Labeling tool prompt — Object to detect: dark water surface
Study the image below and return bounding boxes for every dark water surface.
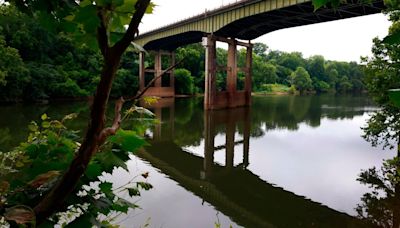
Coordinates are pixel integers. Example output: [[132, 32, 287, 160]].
[[0, 95, 395, 227]]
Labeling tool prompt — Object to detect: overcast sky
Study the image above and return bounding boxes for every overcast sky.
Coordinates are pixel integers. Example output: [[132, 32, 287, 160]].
[[139, 0, 391, 62]]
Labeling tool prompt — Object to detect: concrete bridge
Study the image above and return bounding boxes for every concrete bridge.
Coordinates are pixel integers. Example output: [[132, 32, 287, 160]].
[[134, 0, 384, 109]]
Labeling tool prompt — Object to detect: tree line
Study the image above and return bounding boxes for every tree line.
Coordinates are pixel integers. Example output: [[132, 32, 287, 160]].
[[174, 42, 366, 94], [0, 5, 140, 102]]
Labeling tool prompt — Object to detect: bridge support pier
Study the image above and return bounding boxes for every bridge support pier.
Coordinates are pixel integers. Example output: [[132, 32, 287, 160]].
[[139, 50, 175, 97], [202, 107, 251, 179], [203, 35, 253, 110]]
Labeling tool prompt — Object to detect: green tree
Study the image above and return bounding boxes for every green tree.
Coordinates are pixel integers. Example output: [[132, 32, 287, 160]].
[[175, 68, 195, 95], [253, 42, 268, 58], [5, 0, 154, 223], [278, 52, 305, 71], [0, 35, 29, 102], [306, 55, 327, 82], [252, 57, 278, 90], [290, 67, 313, 92]]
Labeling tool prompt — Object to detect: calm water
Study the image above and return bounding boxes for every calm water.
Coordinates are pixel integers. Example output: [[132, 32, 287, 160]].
[[0, 95, 396, 227]]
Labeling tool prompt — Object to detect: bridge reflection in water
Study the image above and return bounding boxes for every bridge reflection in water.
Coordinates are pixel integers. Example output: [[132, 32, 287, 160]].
[[137, 97, 369, 228]]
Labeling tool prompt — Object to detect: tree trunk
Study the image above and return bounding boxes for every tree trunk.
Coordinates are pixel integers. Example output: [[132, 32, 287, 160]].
[[34, 53, 121, 222], [32, 0, 150, 222]]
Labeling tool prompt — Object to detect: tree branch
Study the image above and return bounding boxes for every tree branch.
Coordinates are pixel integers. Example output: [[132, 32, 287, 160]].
[[112, 0, 150, 55], [98, 97, 125, 145], [97, 8, 109, 56]]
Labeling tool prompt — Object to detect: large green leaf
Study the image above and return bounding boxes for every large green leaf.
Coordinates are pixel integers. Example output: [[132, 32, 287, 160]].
[[74, 5, 100, 34], [94, 148, 130, 172], [85, 162, 102, 180], [109, 129, 147, 152]]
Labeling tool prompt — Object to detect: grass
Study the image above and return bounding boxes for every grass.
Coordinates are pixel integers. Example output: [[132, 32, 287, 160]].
[[254, 83, 295, 95]]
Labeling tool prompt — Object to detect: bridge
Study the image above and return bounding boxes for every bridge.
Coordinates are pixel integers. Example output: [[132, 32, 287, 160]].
[[134, 0, 384, 109]]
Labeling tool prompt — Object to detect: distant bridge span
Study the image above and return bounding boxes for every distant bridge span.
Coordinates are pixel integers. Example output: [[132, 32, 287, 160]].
[[134, 0, 384, 109]]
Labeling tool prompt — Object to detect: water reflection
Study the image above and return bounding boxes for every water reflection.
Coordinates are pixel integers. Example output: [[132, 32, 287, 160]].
[[356, 156, 400, 227], [136, 95, 381, 227], [0, 95, 393, 227]]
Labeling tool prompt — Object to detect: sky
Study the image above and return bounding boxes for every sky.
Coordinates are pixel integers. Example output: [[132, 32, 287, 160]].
[[139, 0, 391, 62]]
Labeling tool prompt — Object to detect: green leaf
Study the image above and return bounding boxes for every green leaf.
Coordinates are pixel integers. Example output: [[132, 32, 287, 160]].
[[109, 130, 147, 152], [74, 5, 100, 34], [80, 0, 93, 7], [137, 182, 152, 190], [116, 0, 137, 13], [110, 14, 124, 32], [99, 182, 113, 196], [62, 113, 78, 122], [112, 203, 129, 213], [65, 214, 92, 228], [110, 32, 125, 45], [41, 113, 48, 120], [42, 121, 50, 128], [113, 0, 124, 7], [28, 122, 38, 132], [94, 149, 129, 172], [146, 2, 156, 14], [85, 162, 102, 180], [61, 20, 78, 33], [127, 187, 140, 197], [93, 197, 113, 214], [96, 0, 112, 6]]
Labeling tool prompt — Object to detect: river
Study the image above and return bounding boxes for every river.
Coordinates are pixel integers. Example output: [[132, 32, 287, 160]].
[[0, 95, 396, 227]]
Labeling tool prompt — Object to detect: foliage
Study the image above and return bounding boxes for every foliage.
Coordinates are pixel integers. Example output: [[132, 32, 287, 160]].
[[0, 35, 29, 102], [0, 113, 153, 226], [361, 10, 400, 150], [174, 68, 195, 95], [0, 5, 143, 102], [290, 67, 313, 92], [259, 83, 291, 94], [356, 157, 400, 227]]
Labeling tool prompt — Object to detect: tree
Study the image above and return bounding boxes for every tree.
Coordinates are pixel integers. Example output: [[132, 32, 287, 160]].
[[0, 35, 29, 101], [306, 55, 327, 82], [253, 42, 268, 58], [175, 68, 195, 95], [361, 5, 400, 151], [290, 67, 313, 92], [252, 56, 278, 89], [278, 52, 305, 71], [6, 0, 155, 223], [356, 157, 400, 227]]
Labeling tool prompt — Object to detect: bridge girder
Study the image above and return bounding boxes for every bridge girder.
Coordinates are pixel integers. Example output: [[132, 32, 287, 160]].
[[133, 0, 384, 51]]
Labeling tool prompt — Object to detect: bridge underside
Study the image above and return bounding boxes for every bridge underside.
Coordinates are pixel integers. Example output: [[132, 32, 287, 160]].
[[143, 1, 384, 51]]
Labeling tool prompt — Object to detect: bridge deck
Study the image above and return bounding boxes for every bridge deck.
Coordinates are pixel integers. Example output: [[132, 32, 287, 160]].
[[134, 0, 384, 50]]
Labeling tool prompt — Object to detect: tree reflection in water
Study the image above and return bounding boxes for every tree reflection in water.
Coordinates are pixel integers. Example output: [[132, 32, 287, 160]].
[[357, 156, 400, 228]]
